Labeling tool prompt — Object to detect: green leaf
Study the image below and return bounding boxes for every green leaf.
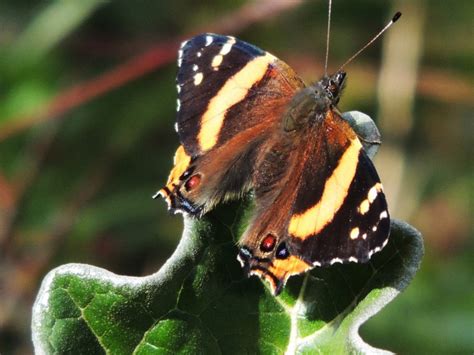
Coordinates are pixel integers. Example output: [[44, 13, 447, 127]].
[[32, 199, 423, 354], [342, 111, 381, 159]]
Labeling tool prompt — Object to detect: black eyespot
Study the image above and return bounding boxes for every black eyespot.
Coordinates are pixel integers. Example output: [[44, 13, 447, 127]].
[[276, 242, 289, 259], [238, 247, 252, 262], [179, 166, 195, 181]]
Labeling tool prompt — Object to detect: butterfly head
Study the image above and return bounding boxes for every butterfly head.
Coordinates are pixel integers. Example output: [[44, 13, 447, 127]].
[[237, 236, 311, 296], [320, 70, 347, 106]]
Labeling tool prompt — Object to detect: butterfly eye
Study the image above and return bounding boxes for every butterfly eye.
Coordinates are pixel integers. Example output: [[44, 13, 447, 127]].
[[276, 242, 289, 259], [260, 234, 276, 252], [328, 82, 338, 96], [184, 174, 201, 192], [179, 167, 194, 181]]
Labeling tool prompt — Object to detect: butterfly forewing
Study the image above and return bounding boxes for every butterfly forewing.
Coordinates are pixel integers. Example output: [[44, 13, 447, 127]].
[[176, 33, 304, 156], [159, 33, 305, 215]]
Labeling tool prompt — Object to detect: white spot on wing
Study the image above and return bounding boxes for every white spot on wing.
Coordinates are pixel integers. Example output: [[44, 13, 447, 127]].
[[176, 84, 181, 93], [211, 37, 237, 71], [197, 51, 202, 57], [249, 269, 262, 278], [221, 43, 232, 55], [368, 185, 378, 203], [205, 35, 213, 46], [359, 183, 383, 215], [359, 199, 370, 214], [177, 40, 187, 67], [372, 226, 377, 232], [174, 122, 179, 132], [380, 211, 388, 220], [313, 261, 321, 267], [212, 55, 223, 69], [350, 227, 360, 240], [368, 244, 384, 260], [177, 50, 183, 67], [193, 72, 203, 85], [192, 64, 198, 72], [330, 258, 343, 265], [362, 233, 367, 240], [221, 37, 236, 55], [349, 256, 358, 263], [176, 98, 181, 111], [236, 255, 245, 267]]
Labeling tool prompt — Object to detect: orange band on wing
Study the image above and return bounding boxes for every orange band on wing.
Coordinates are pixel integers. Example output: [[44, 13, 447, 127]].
[[269, 256, 311, 279], [198, 53, 276, 151], [167, 145, 191, 184], [158, 145, 191, 206], [251, 255, 311, 295], [288, 137, 362, 240]]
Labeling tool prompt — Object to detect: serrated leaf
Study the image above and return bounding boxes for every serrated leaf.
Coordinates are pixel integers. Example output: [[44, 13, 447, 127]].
[[32, 198, 423, 354]]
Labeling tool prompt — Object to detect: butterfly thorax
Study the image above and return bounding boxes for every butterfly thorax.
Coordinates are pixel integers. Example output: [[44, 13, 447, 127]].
[[283, 71, 347, 132]]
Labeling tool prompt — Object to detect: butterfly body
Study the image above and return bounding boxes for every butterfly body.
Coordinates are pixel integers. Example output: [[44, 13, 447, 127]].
[[157, 33, 390, 295]]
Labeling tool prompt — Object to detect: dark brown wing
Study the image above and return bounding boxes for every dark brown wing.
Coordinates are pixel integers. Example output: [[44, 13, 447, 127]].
[[157, 33, 305, 215], [238, 110, 390, 295], [288, 111, 390, 266]]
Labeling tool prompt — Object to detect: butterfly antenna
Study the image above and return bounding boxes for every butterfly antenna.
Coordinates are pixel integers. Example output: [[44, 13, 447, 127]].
[[324, 0, 333, 76], [338, 11, 402, 71]]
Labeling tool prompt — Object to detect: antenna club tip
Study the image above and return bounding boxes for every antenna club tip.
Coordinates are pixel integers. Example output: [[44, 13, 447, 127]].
[[392, 12, 402, 22]]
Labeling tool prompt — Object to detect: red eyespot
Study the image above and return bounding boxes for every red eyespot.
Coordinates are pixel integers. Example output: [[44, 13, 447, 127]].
[[260, 234, 276, 252], [185, 174, 201, 191]]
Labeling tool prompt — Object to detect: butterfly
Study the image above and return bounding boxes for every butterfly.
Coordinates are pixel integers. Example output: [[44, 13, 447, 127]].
[[155, 32, 391, 296]]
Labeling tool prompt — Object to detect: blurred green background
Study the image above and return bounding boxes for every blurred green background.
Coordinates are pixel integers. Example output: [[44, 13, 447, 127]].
[[0, 0, 472, 353]]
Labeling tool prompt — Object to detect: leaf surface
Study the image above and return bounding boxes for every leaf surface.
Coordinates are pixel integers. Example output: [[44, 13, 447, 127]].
[[32, 202, 423, 354]]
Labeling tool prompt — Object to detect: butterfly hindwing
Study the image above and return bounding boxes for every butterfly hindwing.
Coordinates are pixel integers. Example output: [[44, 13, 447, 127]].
[[296, 153, 390, 265]]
